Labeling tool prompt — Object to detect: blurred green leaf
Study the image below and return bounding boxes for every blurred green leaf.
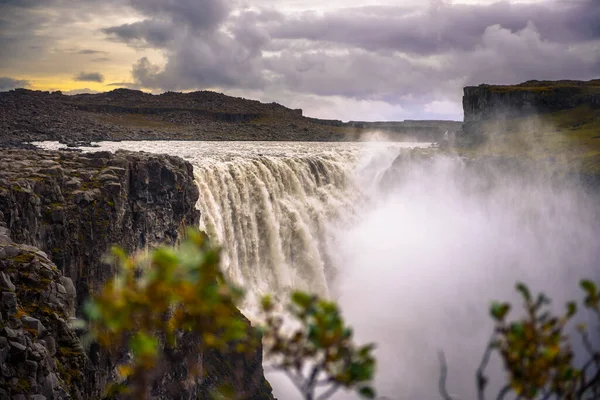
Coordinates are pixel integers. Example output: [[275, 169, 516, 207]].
[[516, 282, 531, 301], [490, 302, 511, 321], [358, 386, 376, 399]]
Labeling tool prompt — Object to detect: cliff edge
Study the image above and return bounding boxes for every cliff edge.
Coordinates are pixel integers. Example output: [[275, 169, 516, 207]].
[[0, 149, 273, 399], [459, 79, 600, 183]]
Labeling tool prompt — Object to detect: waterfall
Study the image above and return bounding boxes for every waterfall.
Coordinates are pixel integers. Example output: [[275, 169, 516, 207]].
[[187, 141, 422, 312], [192, 152, 361, 309], [31, 140, 430, 313]]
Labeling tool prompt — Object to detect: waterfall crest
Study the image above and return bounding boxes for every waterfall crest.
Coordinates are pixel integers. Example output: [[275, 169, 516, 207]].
[[193, 153, 360, 307]]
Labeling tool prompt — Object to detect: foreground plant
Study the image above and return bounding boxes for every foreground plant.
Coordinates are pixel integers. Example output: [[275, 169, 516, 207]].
[[260, 292, 377, 400], [440, 281, 600, 400], [84, 228, 377, 400], [85, 229, 251, 399]]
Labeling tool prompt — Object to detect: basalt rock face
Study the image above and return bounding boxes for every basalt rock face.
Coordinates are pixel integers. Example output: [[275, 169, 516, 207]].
[[462, 79, 600, 135], [0, 149, 200, 307], [0, 234, 82, 399], [0, 149, 274, 399]]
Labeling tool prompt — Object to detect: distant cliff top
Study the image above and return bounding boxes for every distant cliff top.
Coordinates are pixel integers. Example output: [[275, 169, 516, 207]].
[[463, 79, 600, 123], [460, 78, 600, 182], [0, 88, 459, 144], [469, 79, 600, 93], [66, 88, 301, 115]]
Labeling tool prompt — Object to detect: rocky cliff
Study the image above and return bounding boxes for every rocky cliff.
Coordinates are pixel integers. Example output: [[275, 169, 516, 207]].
[[462, 79, 600, 134], [0, 88, 454, 144], [0, 89, 346, 144], [0, 236, 83, 399], [457, 79, 600, 185], [0, 149, 273, 399]]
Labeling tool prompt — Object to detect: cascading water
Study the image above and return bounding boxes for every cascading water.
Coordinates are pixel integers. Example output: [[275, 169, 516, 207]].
[[33, 140, 423, 308], [186, 141, 425, 313], [34, 140, 600, 399]]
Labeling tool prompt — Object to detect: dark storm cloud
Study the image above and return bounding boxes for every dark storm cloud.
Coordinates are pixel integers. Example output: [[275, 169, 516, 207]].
[[0, 77, 30, 90], [0, 1, 55, 62], [0, 0, 49, 7], [103, 19, 177, 47], [101, 0, 266, 91], [128, 0, 230, 31], [3, 0, 599, 119], [74, 72, 105, 83], [78, 49, 107, 55], [0, 0, 125, 70], [108, 0, 598, 115], [269, 0, 600, 56]]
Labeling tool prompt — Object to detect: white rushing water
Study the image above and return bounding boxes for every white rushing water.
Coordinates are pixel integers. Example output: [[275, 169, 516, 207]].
[[33, 141, 429, 310], [33, 140, 600, 399]]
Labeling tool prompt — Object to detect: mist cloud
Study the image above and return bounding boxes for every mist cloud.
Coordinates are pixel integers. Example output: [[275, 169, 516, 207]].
[[78, 49, 107, 55], [74, 72, 105, 83], [0, 76, 30, 90]]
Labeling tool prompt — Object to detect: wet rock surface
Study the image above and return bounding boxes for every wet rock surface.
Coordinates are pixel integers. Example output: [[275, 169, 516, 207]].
[[0, 149, 273, 399], [0, 239, 83, 399], [0, 149, 200, 306]]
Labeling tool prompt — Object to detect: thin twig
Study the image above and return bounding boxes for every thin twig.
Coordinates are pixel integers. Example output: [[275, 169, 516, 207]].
[[476, 335, 497, 400], [282, 368, 307, 394], [307, 362, 324, 394], [495, 384, 511, 400], [438, 351, 455, 400], [577, 365, 600, 397], [317, 383, 341, 400]]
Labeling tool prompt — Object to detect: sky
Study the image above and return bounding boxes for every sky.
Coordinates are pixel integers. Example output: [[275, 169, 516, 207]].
[[0, 0, 599, 121]]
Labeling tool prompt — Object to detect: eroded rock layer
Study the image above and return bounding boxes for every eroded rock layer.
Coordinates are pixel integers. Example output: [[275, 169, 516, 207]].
[[0, 149, 273, 399]]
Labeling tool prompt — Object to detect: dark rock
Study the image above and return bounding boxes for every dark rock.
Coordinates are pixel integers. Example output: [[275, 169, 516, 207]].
[[0, 272, 15, 292], [0, 149, 273, 400], [0, 346, 8, 364], [4, 328, 18, 340], [20, 317, 46, 337], [24, 360, 38, 377], [2, 292, 17, 313], [41, 337, 55, 357], [1, 362, 12, 377], [8, 341, 26, 354], [462, 79, 600, 136], [4, 247, 19, 258]]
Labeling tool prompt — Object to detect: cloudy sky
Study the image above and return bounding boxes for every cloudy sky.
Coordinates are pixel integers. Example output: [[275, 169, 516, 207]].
[[0, 0, 599, 121]]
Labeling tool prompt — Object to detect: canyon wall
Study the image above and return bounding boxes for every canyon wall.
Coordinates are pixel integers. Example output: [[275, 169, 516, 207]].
[[462, 79, 600, 134], [0, 149, 273, 399]]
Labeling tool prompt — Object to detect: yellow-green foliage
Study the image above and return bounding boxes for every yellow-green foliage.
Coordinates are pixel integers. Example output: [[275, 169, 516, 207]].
[[86, 227, 598, 400], [261, 292, 377, 400], [442, 281, 600, 400], [85, 229, 249, 399], [84, 228, 377, 400]]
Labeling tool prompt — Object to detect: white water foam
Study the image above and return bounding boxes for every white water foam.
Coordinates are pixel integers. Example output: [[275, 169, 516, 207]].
[[33, 140, 600, 399]]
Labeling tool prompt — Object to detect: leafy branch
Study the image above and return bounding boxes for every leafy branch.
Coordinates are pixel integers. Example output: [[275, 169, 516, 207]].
[[440, 280, 600, 399], [260, 292, 377, 400]]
